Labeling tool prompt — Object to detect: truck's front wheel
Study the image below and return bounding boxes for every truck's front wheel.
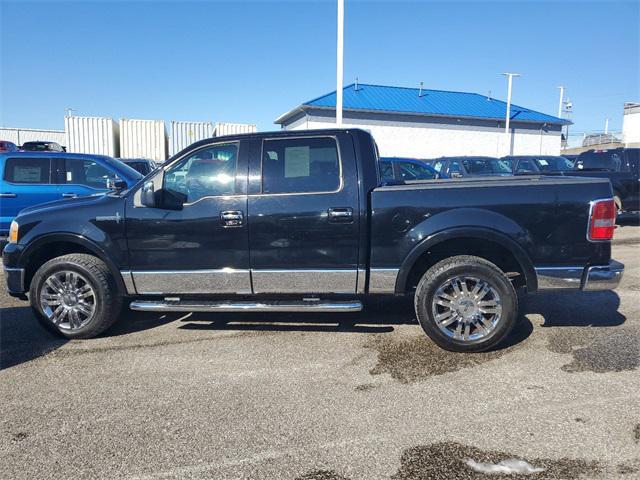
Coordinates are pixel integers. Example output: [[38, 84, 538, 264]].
[[414, 255, 518, 352], [30, 254, 122, 339]]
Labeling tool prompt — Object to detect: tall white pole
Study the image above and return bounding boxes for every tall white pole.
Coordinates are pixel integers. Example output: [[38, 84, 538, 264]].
[[336, 0, 344, 126], [604, 118, 609, 134], [502, 73, 520, 154], [557, 86, 565, 118]]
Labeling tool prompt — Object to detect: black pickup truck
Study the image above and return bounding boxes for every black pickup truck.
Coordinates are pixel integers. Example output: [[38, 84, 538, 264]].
[[3, 129, 624, 352]]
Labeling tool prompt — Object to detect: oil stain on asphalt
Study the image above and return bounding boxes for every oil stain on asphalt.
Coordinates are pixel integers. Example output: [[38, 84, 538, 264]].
[[364, 320, 530, 383], [295, 470, 350, 480], [390, 442, 601, 480], [546, 327, 640, 373]]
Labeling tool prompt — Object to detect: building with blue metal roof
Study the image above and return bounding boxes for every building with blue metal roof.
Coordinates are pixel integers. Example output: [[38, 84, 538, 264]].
[[275, 83, 571, 158]]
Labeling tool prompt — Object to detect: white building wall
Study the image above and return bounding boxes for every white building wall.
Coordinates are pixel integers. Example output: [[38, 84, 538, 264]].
[[0, 127, 66, 147], [622, 104, 640, 146], [283, 114, 561, 158]]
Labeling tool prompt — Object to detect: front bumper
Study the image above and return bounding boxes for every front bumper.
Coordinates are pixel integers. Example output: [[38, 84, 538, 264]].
[[535, 260, 624, 291], [3, 266, 26, 296]]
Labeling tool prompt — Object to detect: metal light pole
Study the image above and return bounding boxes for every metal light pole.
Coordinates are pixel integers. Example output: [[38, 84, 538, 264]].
[[501, 73, 520, 154], [557, 86, 565, 118], [336, 0, 344, 125]]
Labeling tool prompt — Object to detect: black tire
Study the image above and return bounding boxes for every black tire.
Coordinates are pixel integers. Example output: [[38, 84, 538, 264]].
[[414, 255, 518, 352], [29, 254, 122, 339]]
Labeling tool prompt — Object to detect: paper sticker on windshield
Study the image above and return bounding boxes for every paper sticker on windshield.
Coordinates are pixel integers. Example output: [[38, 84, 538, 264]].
[[285, 146, 310, 178], [66, 171, 73, 181], [538, 159, 549, 166]]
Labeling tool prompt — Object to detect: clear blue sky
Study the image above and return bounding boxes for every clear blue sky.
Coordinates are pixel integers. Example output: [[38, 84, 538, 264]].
[[1, 0, 638, 133]]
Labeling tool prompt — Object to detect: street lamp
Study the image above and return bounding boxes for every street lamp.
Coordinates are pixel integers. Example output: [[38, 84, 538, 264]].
[[501, 73, 520, 154], [336, 0, 344, 125]]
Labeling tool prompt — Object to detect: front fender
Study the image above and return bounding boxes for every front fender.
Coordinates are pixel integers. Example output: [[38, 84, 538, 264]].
[[19, 233, 128, 295]]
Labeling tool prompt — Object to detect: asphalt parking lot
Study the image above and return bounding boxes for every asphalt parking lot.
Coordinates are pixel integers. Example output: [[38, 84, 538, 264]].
[[1, 222, 639, 480]]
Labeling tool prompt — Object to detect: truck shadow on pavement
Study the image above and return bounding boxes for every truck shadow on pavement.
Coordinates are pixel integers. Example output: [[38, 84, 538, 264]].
[[522, 290, 625, 327], [0, 306, 68, 370], [0, 291, 625, 370]]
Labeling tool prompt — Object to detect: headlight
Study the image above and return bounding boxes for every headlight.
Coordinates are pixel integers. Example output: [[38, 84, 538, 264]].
[[8, 221, 19, 243]]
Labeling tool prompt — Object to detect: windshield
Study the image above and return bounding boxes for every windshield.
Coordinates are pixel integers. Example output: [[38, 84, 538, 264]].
[[575, 151, 623, 171], [462, 157, 512, 175]]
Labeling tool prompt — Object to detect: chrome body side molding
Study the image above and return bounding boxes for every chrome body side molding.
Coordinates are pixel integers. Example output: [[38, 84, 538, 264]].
[[130, 299, 363, 313], [120, 270, 136, 295], [535, 266, 584, 290], [368, 268, 399, 294], [251, 269, 357, 294], [535, 260, 624, 291], [130, 269, 252, 295]]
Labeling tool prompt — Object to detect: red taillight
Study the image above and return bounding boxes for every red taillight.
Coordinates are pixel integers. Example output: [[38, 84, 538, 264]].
[[588, 199, 616, 241]]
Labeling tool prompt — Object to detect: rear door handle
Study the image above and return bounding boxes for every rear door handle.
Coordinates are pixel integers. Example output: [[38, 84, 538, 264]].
[[328, 207, 354, 223], [62, 193, 77, 198], [0, 193, 17, 198], [220, 210, 244, 227]]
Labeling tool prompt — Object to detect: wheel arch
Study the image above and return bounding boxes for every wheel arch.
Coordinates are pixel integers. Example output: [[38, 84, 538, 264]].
[[395, 227, 537, 294], [21, 234, 127, 295]]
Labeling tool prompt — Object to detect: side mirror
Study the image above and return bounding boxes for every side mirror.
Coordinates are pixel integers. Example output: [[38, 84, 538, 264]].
[[141, 181, 156, 207], [107, 178, 128, 191]]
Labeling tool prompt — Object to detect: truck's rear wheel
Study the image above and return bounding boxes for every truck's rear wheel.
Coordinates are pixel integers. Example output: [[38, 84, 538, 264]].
[[30, 254, 122, 339], [414, 255, 518, 352]]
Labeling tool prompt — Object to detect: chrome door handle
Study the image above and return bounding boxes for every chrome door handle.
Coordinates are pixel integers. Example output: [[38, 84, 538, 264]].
[[62, 193, 77, 198], [220, 210, 244, 227], [328, 207, 354, 223], [0, 193, 17, 198]]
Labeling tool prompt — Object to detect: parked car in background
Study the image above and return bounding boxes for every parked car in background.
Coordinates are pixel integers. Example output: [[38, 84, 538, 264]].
[[21, 141, 65, 152], [379, 157, 448, 183], [3, 129, 623, 353], [119, 158, 158, 176], [428, 156, 513, 178], [0, 152, 142, 243], [572, 148, 640, 213], [0, 141, 19, 153], [503, 155, 575, 174]]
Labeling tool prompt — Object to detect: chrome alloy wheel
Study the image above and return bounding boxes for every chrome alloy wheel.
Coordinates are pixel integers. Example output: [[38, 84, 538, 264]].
[[431, 276, 502, 342], [40, 270, 96, 330]]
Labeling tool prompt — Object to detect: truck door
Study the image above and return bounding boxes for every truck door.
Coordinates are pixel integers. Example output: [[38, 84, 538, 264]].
[[124, 140, 251, 295], [247, 133, 360, 294]]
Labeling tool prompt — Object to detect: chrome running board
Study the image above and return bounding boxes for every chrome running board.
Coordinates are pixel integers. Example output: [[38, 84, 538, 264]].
[[129, 299, 363, 313]]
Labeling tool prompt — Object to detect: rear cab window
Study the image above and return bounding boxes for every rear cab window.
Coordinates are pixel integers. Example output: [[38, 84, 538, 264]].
[[3, 157, 52, 184], [262, 137, 340, 194]]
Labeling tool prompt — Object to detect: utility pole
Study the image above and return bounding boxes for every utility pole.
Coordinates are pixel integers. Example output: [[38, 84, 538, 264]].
[[604, 118, 609, 134], [502, 73, 520, 154], [336, 0, 344, 126], [557, 86, 565, 118]]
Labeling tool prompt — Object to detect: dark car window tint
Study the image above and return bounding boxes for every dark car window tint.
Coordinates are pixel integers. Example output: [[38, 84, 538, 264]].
[[164, 143, 238, 203], [576, 151, 623, 171], [262, 137, 340, 194], [4, 157, 51, 183], [63, 158, 115, 188], [398, 161, 437, 180], [517, 159, 534, 172], [449, 161, 462, 174], [379, 160, 394, 181]]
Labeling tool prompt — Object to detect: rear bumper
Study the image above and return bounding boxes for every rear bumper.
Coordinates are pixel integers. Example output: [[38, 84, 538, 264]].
[[535, 260, 624, 291]]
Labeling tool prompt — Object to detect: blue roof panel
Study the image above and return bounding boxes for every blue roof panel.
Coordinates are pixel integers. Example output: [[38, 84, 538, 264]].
[[302, 83, 570, 125]]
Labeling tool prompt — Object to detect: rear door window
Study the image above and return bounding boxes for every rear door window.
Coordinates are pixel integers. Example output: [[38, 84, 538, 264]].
[[3, 157, 52, 183], [262, 137, 340, 194]]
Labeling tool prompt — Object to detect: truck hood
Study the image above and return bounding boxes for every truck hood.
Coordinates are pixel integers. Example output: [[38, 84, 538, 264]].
[[18, 192, 122, 217]]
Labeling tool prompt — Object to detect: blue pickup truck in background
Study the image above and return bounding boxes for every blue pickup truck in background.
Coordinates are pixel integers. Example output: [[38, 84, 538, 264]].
[[0, 152, 142, 241]]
